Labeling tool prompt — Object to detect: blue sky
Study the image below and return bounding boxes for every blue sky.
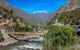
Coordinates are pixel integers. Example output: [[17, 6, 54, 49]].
[[6, 0, 67, 14]]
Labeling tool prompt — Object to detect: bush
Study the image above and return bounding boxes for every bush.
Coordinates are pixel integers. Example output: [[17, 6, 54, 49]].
[[43, 23, 76, 50], [0, 34, 4, 42]]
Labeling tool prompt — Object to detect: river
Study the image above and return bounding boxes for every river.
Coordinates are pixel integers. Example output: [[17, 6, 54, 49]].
[[0, 41, 42, 50]]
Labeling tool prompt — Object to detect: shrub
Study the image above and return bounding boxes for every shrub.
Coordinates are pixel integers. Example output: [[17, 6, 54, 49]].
[[0, 34, 4, 42], [43, 23, 76, 50]]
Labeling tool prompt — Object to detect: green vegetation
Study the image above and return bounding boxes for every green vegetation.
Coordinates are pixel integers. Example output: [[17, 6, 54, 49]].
[[14, 24, 39, 32], [0, 6, 11, 14], [43, 23, 77, 50], [45, 8, 80, 50], [0, 6, 39, 32], [48, 8, 80, 25], [13, 17, 39, 32], [0, 33, 4, 42]]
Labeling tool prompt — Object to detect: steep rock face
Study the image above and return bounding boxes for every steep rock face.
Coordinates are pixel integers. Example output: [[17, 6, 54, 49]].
[[67, 0, 80, 9]]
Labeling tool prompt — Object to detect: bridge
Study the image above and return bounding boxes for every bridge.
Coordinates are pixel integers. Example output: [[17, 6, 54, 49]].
[[7, 31, 48, 41], [7, 32, 44, 35], [0, 18, 48, 46]]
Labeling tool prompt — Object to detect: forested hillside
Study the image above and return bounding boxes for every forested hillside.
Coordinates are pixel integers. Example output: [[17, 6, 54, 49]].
[[48, 0, 80, 26], [48, 8, 80, 25]]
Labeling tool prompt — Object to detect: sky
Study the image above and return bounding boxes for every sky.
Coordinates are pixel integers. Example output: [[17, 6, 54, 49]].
[[6, 0, 67, 14]]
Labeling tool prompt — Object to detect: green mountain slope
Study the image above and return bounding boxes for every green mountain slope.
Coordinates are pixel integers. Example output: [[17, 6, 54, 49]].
[[48, 8, 80, 25], [48, 0, 80, 26]]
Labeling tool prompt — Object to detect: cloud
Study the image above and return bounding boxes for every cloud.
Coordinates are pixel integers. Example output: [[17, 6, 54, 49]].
[[33, 10, 49, 14]]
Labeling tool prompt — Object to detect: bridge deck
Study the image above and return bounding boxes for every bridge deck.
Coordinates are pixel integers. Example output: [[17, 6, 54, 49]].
[[7, 32, 45, 35]]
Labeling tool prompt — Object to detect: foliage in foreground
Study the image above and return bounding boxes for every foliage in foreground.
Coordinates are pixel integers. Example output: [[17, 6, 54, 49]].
[[43, 23, 76, 50]]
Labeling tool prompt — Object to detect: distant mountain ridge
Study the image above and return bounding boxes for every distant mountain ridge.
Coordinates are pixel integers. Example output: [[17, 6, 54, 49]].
[[33, 10, 49, 14], [0, 0, 52, 26], [32, 12, 52, 26], [12, 8, 53, 26]]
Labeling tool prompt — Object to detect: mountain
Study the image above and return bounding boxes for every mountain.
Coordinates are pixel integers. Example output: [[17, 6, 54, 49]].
[[12, 8, 36, 24], [32, 11, 52, 26], [12, 8, 53, 26], [0, 0, 35, 25], [0, 0, 12, 10], [0, 0, 52, 26], [0, 0, 6, 6], [48, 0, 80, 25]]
